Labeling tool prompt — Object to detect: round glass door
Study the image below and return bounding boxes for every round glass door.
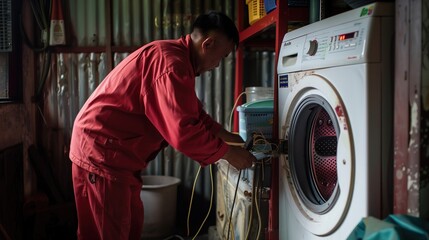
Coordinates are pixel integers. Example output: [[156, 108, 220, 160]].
[[288, 94, 340, 214]]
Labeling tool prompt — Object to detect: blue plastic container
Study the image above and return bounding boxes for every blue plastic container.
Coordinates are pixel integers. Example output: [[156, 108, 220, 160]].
[[264, 0, 309, 13], [264, 0, 276, 13], [237, 99, 274, 141]]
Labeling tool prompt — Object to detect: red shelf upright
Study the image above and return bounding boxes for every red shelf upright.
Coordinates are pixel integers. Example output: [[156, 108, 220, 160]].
[[234, 1, 308, 239]]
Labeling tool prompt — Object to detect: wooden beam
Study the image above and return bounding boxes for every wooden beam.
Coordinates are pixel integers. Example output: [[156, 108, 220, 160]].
[[393, 0, 422, 216]]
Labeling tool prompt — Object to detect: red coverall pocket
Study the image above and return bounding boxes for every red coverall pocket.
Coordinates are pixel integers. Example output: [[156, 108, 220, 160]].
[[82, 133, 118, 164]]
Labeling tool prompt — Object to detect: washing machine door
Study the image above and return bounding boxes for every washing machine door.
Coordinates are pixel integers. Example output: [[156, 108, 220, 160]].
[[279, 72, 354, 236]]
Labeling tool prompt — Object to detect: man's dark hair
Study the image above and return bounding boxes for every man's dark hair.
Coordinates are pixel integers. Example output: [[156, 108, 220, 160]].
[[192, 11, 239, 48]]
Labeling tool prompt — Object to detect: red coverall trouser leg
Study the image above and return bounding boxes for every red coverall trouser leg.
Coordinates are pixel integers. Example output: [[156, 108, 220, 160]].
[[72, 163, 144, 240]]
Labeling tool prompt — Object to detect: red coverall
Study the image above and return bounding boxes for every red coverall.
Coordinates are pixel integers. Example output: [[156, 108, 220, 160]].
[[69, 34, 229, 240]]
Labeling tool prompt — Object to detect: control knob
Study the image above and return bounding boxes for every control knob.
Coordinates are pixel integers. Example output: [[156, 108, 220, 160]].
[[306, 39, 318, 56]]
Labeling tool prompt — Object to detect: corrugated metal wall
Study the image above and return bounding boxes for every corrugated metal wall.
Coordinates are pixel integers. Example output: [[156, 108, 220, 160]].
[[38, 0, 274, 234]]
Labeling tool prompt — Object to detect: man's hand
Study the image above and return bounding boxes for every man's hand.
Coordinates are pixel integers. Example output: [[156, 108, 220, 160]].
[[221, 145, 255, 170]]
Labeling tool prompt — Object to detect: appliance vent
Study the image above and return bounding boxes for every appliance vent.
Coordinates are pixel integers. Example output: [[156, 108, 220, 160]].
[[0, 0, 12, 52]]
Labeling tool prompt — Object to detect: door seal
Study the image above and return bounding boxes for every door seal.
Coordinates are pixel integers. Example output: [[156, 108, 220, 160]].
[[278, 139, 288, 155]]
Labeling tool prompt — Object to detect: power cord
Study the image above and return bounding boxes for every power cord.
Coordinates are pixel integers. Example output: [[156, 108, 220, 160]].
[[225, 133, 256, 240], [226, 169, 242, 240], [222, 91, 246, 239], [186, 165, 214, 240], [228, 91, 246, 132], [186, 91, 254, 240]]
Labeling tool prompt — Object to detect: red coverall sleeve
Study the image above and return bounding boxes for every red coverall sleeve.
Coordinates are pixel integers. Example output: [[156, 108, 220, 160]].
[[142, 70, 228, 166], [197, 101, 223, 135]]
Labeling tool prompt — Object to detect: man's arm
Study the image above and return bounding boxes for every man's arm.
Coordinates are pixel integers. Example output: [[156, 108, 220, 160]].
[[216, 128, 254, 169], [216, 128, 245, 146]]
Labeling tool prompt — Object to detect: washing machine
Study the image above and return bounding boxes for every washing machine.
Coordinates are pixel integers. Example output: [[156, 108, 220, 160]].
[[277, 2, 394, 239]]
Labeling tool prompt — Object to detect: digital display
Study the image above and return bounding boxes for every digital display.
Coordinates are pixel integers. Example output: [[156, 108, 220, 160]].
[[338, 32, 356, 41]]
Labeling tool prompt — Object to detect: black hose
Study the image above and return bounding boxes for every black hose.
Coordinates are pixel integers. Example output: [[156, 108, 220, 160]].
[[226, 169, 242, 240]]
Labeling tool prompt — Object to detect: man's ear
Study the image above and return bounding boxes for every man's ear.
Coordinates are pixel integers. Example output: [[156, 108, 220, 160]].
[[202, 37, 215, 51]]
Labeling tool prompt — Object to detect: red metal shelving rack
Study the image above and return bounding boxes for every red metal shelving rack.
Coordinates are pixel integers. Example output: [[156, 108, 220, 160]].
[[233, 1, 308, 239]]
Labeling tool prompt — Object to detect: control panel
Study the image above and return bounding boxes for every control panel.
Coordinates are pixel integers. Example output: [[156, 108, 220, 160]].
[[277, 2, 394, 73], [302, 21, 366, 63]]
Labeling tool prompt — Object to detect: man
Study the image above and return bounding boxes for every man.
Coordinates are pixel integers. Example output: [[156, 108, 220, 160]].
[[69, 11, 256, 240]]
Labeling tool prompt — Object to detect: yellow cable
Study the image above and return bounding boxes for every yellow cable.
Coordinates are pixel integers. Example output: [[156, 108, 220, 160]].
[[221, 165, 231, 238], [228, 221, 235, 240], [226, 169, 242, 240], [228, 91, 246, 132], [192, 165, 214, 240], [255, 185, 262, 240], [221, 91, 247, 240], [244, 173, 255, 240], [254, 164, 262, 240], [225, 141, 245, 147], [187, 166, 201, 237], [187, 91, 250, 239]]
